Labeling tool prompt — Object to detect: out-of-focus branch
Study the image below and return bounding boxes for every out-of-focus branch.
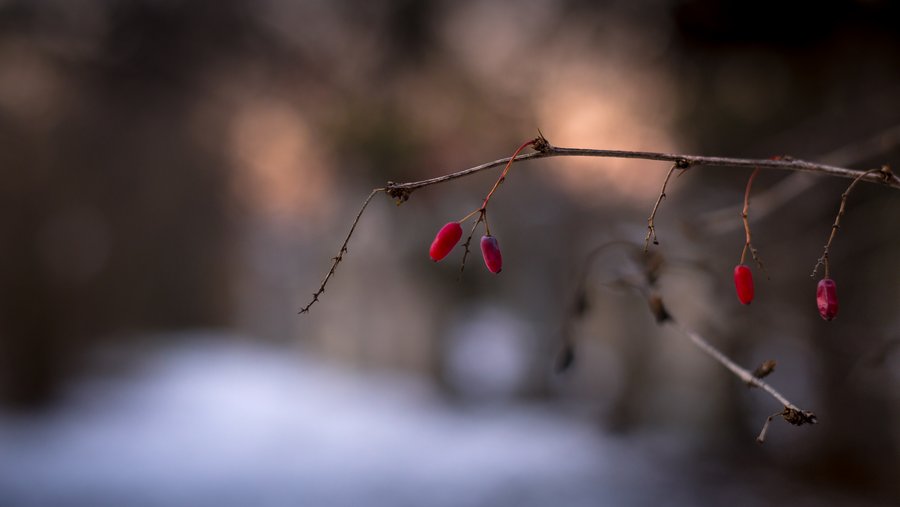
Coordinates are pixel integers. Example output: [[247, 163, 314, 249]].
[[651, 294, 816, 443], [559, 247, 815, 443]]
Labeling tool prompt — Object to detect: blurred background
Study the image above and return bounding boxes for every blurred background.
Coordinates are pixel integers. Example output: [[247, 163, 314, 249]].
[[1, 0, 899, 505]]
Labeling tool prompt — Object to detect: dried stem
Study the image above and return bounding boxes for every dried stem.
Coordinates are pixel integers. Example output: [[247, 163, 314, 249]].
[[739, 168, 767, 277], [644, 164, 678, 252], [299, 188, 384, 314], [812, 166, 894, 278]]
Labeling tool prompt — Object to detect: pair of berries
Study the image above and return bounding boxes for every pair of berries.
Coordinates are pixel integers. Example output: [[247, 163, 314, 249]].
[[429, 222, 502, 273], [732, 264, 838, 320]]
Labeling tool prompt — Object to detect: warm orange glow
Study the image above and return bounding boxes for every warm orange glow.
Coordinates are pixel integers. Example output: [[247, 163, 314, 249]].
[[534, 64, 679, 205], [228, 98, 333, 221]]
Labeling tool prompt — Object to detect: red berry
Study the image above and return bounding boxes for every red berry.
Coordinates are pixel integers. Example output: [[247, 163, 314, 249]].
[[480, 235, 502, 274], [733, 264, 754, 305], [429, 222, 463, 261], [816, 278, 839, 321]]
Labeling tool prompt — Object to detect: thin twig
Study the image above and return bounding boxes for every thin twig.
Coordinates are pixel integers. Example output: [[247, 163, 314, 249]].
[[644, 164, 678, 252], [739, 167, 768, 277], [299, 188, 384, 314], [812, 166, 894, 278], [458, 213, 484, 280], [479, 138, 539, 210]]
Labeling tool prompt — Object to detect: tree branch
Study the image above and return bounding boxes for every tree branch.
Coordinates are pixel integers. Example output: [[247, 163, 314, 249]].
[[303, 136, 899, 314], [385, 141, 900, 198]]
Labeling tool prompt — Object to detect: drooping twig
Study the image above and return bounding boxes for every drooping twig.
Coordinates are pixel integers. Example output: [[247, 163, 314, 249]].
[[302, 136, 899, 313], [812, 165, 894, 278], [644, 164, 679, 252], [739, 167, 768, 277], [298, 188, 384, 314]]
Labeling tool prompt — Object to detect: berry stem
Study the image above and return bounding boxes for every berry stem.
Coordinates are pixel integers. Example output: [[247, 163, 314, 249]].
[[480, 138, 538, 210], [740, 167, 767, 276], [812, 165, 893, 278], [458, 208, 482, 224]]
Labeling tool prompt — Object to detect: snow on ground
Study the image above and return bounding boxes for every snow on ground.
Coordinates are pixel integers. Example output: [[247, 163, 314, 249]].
[[0, 336, 888, 507]]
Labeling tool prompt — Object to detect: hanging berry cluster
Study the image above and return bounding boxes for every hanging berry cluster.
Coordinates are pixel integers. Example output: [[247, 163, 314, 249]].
[[428, 139, 537, 274]]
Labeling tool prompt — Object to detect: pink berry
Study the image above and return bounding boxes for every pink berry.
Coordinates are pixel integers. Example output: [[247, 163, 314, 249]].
[[733, 264, 754, 305], [816, 278, 839, 321], [429, 222, 462, 261], [480, 235, 502, 274]]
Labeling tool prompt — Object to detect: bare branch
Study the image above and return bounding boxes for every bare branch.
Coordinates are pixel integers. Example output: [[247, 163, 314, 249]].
[[385, 143, 900, 201], [299, 188, 384, 314], [304, 137, 899, 313]]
